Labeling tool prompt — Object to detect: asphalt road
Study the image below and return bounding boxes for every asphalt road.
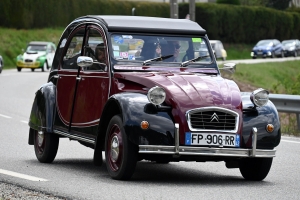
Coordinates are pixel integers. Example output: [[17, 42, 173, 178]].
[[0, 67, 300, 200]]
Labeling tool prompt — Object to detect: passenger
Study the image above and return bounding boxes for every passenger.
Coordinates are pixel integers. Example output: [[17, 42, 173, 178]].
[[89, 43, 107, 71], [161, 41, 181, 62], [95, 43, 106, 64]]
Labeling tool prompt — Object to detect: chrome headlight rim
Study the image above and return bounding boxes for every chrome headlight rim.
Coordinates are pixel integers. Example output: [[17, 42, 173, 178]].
[[147, 86, 166, 106], [250, 88, 269, 107]]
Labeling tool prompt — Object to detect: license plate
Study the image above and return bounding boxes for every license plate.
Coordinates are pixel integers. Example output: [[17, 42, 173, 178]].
[[185, 132, 240, 147], [257, 52, 262, 55]]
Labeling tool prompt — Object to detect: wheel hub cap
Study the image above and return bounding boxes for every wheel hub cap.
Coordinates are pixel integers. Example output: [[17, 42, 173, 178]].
[[37, 131, 44, 147], [110, 136, 119, 161]]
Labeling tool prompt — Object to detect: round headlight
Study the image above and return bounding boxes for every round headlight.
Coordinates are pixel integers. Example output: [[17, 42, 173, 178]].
[[147, 86, 166, 105], [250, 88, 269, 107]]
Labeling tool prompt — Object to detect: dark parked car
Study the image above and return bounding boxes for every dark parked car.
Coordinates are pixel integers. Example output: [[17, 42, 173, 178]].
[[0, 55, 3, 73], [28, 15, 281, 181], [282, 39, 300, 57], [251, 39, 284, 58]]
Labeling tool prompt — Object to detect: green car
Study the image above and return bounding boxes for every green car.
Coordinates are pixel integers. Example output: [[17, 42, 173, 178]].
[[16, 41, 56, 72]]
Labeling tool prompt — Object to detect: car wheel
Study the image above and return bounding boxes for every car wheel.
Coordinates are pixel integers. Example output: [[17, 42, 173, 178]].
[[252, 56, 256, 59], [105, 115, 137, 180], [42, 62, 48, 72], [155, 156, 171, 164], [31, 68, 35, 72], [33, 128, 59, 163], [17, 67, 22, 72], [271, 52, 275, 58], [239, 157, 273, 181]]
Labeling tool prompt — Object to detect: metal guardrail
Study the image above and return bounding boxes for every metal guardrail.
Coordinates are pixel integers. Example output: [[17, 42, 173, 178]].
[[269, 94, 300, 130]]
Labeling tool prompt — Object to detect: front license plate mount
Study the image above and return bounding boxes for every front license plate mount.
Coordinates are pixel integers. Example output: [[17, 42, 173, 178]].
[[185, 132, 240, 147]]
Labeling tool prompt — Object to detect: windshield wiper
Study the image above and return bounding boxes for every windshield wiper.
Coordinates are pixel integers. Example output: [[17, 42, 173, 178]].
[[180, 55, 210, 67], [142, 55, 173, 66]]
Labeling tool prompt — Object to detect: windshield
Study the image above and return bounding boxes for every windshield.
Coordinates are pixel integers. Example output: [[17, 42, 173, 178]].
[[282, 41, 294, 47], [26, 45, 47, 52], [256, 40, 273, 46], [110, 34, 213, 65]]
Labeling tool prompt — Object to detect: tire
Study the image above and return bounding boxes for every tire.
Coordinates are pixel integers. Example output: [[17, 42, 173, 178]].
[[33, 128, 59, 163], [105, 115, 137, 180], [31, 68, 35, 72], [155, 157, 170, 164], [271, 52, 275, 58], [42, 62, 48, 72], [239, 157, 273, 181], [252, 56, 256, 59], [17, 67, 22, 72]]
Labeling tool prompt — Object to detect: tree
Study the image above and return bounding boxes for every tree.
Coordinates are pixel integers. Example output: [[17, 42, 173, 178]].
[[216, 0, 241, 5], [266, 0, 291, 10]]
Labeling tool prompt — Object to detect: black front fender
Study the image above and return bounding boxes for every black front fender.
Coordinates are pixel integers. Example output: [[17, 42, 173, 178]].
[[110, 93, 175, 146], [28, 82, 56, 133], [242, 93, 281, 149]]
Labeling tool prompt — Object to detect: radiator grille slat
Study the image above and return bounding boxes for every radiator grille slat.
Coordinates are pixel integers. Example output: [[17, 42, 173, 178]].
[[188, 109, 237, 131]]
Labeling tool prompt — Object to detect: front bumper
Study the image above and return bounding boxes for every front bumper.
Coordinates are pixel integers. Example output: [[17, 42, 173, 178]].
[[251, 51, 272, 58], [139, 125, 276, 158], [16, 61, 41, 68]]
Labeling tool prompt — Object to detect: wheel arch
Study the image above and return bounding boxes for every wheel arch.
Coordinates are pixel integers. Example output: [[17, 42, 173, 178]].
[[28, 82, 56, 135], [96, 97, 122, 151], [241, 93, 281, 149]]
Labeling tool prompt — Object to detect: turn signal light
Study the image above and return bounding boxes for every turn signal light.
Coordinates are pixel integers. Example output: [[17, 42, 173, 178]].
[[141, 121, 149, 130], [266, 124, 274, 133]]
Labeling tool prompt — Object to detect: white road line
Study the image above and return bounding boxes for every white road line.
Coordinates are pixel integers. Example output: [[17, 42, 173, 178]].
[[0, 169, 48, 182], [21, 120, 28, 124], [281, 139, 300, 144], [0, 114, 12, 119]]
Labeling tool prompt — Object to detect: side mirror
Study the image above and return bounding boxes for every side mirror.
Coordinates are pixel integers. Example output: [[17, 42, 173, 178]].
[[77, 56, 107, 70], [219, 62, 236, 79], [77, 56, 93, 68]]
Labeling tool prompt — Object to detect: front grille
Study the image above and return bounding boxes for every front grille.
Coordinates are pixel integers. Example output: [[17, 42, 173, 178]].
[[187, 107, 239, 132], [25, 59, 33, 62]]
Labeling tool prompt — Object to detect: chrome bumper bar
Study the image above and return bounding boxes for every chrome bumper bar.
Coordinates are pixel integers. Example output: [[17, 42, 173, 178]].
[[139, 126, 276, 158]]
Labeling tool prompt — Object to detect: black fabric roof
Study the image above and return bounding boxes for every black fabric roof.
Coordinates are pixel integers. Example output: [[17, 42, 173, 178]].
[[75, 15, 206, 35]]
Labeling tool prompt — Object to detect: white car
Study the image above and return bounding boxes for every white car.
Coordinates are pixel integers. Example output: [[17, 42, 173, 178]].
[[210, 40, 227, 61], [16, 41, 56, 72]]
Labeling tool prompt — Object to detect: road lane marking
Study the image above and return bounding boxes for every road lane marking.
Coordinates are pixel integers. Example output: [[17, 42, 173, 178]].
[[0, 114, 12, 119], [281, 139, 300, 144], [0, 169, 48, 182], [21, 120, 28, 124]]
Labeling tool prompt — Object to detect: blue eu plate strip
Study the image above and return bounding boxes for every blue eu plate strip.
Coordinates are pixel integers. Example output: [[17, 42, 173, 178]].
[[235, 135, 240, 147], [185, 132, 191, 145]]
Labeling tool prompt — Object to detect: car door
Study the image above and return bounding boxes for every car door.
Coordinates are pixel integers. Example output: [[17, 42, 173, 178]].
[[274, 40, 282, 55], [70, 25, 110, 137], [55, 26, 86, 132]]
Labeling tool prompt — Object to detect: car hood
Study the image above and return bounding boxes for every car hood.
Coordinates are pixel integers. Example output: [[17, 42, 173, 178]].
[[115, 71, 243, 133], [115, 71, 242, 111], [22, 51, 46, 60], [253, 45, 272, 50]]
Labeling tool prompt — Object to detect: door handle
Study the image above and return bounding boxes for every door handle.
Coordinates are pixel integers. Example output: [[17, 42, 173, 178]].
[[76, 76, 81, 81]]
